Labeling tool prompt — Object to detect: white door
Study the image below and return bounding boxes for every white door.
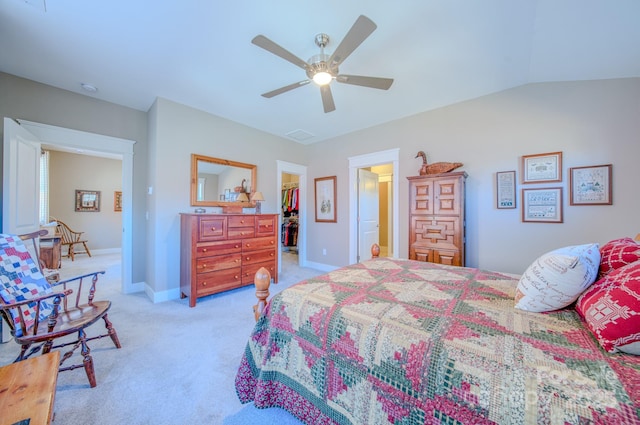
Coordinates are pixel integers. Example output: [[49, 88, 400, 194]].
[[358, 169, 379, 262], [3, 118, 41, 234]]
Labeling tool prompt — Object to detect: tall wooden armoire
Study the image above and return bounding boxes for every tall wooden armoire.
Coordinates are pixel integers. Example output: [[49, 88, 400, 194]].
[[408, 171, 467, 266]]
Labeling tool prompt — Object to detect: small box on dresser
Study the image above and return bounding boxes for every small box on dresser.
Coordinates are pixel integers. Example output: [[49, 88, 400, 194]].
[[180, 213, 278, 307]]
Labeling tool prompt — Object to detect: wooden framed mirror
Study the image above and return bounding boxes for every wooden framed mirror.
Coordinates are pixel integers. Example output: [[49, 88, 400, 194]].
[[190, 154, 257, 207]]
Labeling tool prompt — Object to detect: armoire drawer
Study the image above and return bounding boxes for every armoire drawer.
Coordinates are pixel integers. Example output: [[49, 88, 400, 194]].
[[198, 217, 227, 241], [229, 215, 255, 228], [196, 253, 241, 273], [195, 240, 241, 258], [243, 248, 276, 265], [243, 236, 277, 252], [228, 227, 255, 239], [256, 216, 276, 236], [242, 261, 276, 285], [196, 268, 242, 296]]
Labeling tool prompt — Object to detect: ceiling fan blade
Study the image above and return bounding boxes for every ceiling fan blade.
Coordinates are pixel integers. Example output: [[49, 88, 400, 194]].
[[252, 35, 310, 71], [328, 15, 377, 67], [261, 80, 311, 98], [336, 75, 394, 90], [320, 85, 335, 113]]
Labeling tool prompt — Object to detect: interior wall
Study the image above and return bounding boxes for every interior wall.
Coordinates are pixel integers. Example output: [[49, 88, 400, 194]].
[[304, 78, 640, 273], [0, 72, 148, 283], [146, 98, 308, 297], [48, 150, 122, 251]]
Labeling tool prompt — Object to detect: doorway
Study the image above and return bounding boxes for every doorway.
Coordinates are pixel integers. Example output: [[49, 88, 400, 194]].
[[4, 119, 137, 294], [276, 160, 307, 272], [348, 149, 399, 263]]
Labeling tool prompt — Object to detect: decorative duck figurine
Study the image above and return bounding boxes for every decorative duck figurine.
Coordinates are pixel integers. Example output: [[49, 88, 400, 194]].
[[415, 151, 463, 175]]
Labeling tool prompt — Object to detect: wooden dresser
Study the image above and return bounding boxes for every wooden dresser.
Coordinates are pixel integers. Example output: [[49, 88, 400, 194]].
[[408, 171, 467, 267], [180, 213, 278, 307]]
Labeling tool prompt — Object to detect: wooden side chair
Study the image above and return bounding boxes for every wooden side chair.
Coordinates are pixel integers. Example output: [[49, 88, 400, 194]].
[[0, 231, 121, 387], [53, 218, 92, 261]]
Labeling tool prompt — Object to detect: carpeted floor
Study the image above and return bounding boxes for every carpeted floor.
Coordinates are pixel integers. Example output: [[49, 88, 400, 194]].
[[0, 250, 322, 424]]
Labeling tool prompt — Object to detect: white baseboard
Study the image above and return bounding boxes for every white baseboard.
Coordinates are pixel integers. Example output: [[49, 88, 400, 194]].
[[301, 260, 338, 273], [90, 248, 122, 255], [145, 284, 181, 304]]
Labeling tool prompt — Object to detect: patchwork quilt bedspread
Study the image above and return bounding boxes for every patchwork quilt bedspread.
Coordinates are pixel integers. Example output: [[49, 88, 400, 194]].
[[235, 258, 640, 424]]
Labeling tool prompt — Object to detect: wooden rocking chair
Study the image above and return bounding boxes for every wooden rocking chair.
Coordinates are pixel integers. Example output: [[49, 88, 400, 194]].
[[0, 231, 121, 387], [54, 218, 92, 261]]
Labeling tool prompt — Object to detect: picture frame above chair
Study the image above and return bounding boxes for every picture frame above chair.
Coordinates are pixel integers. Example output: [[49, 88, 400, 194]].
[[75, 190, 100, 212]]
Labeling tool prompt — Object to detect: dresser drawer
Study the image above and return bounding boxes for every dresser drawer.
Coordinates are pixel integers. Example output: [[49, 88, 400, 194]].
[[242, 260, 276, 285], [243, 248, 276, 265], [228, 226, 255, 239], [243, 236, 277, 252], [256, 216, 276, 236], [196, 267, 242, 296], [195, 240, 241, 258], [196, 253, 241, 273], [198, 217, 226, 241], [229, 215, 255, 228]]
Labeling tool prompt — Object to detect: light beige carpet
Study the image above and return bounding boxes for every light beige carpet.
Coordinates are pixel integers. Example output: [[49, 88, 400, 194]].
[[0, 251, 322, 424]]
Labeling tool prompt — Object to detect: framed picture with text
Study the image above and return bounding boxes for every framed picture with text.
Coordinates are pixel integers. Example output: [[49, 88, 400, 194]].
[[569, 164, 612, 205], [522, 187, 563, 223], [496, 170, 516, 209], [521, 151, 562, 184]]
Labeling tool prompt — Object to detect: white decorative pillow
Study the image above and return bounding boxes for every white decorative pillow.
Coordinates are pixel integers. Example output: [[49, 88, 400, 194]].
[[514, 243, 600, 312]]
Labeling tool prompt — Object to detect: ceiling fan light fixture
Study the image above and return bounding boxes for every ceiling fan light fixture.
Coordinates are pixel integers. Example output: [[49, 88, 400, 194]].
[[312, 71, 332, 86]]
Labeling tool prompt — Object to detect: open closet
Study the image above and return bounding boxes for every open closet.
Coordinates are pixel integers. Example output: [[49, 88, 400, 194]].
[[281, 174, 299, 254]]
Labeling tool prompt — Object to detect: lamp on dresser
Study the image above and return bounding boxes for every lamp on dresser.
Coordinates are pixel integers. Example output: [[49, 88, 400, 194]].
[[251, 191, 265, 213]]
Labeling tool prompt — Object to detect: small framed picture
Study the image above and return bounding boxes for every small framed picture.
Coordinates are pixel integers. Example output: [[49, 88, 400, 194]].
[[569, 164, 612, 205], [496, 170, 516, 209], [314, 176, 337, 223], [522, 187, 563, 223], [114, 191, 122, 212], [75, 190, 101, 212], [521, 151, 562, 184]]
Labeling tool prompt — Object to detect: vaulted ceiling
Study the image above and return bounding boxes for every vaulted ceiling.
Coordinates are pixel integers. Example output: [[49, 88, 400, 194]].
[[1, 1, 638, 144]]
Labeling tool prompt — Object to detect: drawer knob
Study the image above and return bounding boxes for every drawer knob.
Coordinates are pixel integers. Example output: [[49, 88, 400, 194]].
[[246, 257, 251, 261], [270, 253, 274, 257], [270, 240, 274, 245], [235, 259, 240, 263], [240, 219, 245, 223], [246, 243, 251, 247], [211, 226, 216, 231], [202, 281, 207, 286]]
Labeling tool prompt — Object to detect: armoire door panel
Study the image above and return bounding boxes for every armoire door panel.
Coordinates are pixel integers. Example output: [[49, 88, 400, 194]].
[[407, 172, 466, 267]]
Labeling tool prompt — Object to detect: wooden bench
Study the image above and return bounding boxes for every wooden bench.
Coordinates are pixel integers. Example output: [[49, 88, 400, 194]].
[[0, 351, 60, 425]]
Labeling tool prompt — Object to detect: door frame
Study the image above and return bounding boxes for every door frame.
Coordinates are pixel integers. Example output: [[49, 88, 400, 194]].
[[276, 160, 307, 271], [348, 149, 399, 264], [17, 119, 137, 294]]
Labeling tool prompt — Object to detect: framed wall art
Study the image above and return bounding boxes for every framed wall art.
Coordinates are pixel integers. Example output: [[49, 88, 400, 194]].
[[569, 164, 612, 205], [114, 191, 122, 212], [521, 151, 562, 184], [75, 190, 101, 212], [496, 170, 516, 209], [314, 176, 337, 223], [522, 187, 563, 223]]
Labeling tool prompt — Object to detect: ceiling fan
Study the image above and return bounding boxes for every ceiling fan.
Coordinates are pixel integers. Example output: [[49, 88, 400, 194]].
[[251, 15, 394, 113]]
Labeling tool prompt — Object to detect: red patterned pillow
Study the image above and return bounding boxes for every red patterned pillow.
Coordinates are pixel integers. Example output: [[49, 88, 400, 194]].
[[576, 261, 640, 354], [598, 237, 640, 279]]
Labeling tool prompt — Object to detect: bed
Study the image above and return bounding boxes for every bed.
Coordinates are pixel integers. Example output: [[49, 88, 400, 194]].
[[235, 245, 640, 424]]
